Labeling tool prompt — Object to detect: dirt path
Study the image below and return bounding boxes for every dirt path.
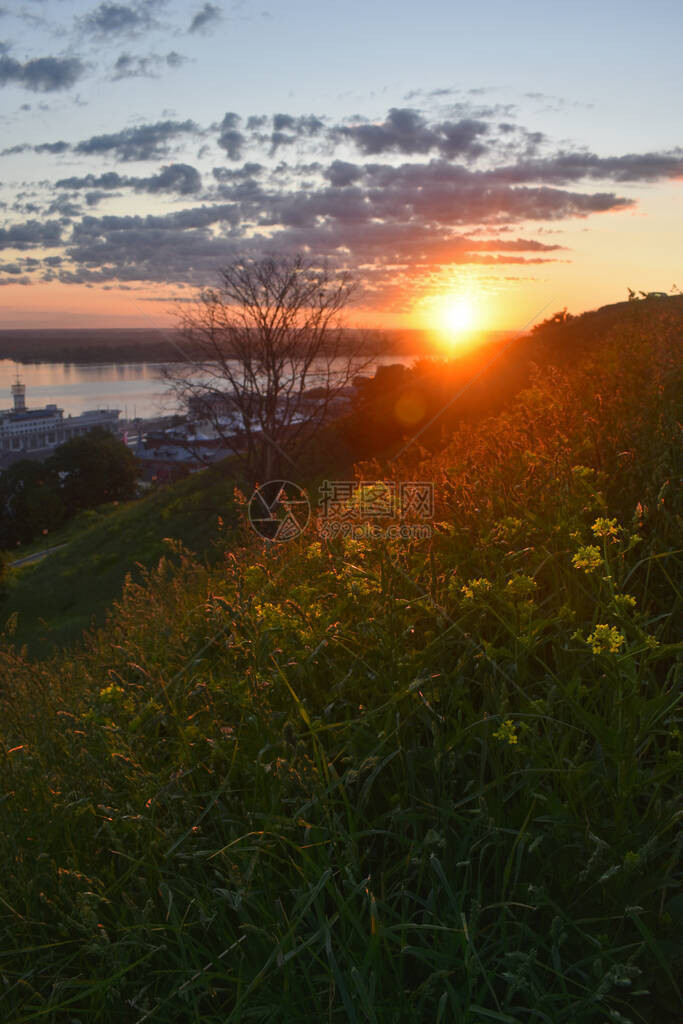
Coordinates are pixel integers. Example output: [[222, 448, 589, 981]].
[[8, 544, 68, 568]]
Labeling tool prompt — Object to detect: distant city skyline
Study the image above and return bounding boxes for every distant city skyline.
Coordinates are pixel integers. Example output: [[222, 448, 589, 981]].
[[0, 0, 681, 332]]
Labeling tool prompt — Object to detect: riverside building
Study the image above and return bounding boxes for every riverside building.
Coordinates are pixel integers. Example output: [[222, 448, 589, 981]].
[[0, 381, 120, 462]]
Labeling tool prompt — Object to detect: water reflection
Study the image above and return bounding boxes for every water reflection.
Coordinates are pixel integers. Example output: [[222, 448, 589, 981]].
[[0, 354, 419, 419], [0, 360, 175, 418]]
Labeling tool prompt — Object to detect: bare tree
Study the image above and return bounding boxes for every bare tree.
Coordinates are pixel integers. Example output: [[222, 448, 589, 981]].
[[165, 254, 369, 482]]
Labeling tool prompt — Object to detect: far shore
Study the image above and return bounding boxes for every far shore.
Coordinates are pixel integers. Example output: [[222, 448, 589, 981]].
[[0, 327, 509, 366]]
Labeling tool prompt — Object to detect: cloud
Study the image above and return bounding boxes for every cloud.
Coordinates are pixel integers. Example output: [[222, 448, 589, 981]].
[[36, 140, 70, 154], [272, 113, 324, 136], [46, 195, 82, 217], [79, 0, 164, 38], [338, 107, 437, 156], [165, 50, 186, 68], [5, 102, 683, 304], [0, 219, 63, 250], [324, 160, 362, 187], [0, 54, 86, 92], [57, 205, 242, 285], [436, 118, 489, 159], [212, 162, 264, 181], [74, 119, 200, 160], [336, 108, 489, 159], [266, 113, 325, 154], [488, 150, 683, 184], [217, 111, 245, 160], [143, 163, 202, 193], [111, 50, 189, 79], [188, 2, 221, 33], [56, 162, 202, 195]]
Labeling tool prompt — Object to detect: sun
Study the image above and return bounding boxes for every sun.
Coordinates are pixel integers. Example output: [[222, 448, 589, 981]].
[[435, 295, 476, 334], [427, 294, 481, 352]]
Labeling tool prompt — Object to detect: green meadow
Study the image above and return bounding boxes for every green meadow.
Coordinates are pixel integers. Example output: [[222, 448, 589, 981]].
[[0, 301, 681, 1021]]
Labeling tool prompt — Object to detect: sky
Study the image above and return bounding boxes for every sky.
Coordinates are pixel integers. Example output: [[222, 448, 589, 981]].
[[0, 0, 682, 332]]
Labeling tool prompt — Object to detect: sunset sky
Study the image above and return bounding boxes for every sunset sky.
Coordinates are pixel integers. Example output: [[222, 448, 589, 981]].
[[0, 0, 681, 332]]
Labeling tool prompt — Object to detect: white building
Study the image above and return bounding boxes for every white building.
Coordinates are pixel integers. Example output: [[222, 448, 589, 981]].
[[0, 382, 120, 459]]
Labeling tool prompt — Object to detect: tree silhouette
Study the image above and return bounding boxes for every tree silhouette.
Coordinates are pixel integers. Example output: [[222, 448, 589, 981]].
[[166, 254, 368, 482]]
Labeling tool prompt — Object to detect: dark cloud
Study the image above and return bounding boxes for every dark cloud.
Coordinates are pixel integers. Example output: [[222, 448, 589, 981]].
[[324, 160, 363, 187], [266, 114, 325, 155], [112, 50, 188, 79], [272, 113, 324, 136], [0, 54, 86, 92], [45, 154, 629, 288], [112, 53, 155, 78], [339, 107, 437, 156], [57, 162, 202, 195], [57, 171, 124, 190], [46, 195, 82, 217], [1, 139, 69, 156], [74, 119, 200, 161], [212, 162, 263, 181], [85, 190, 114, 206], [488, 150, 683, 185], [217, 111, 244, 160], [36, 140, 70, 154], [0, 219, 62, 250], [165, 50, 186, 68], [337, 108, 489, 160], [60, 205, 242, 285], [144, 163, 201, 193], [6, 102, 683, 302], [188, 3, 221, 33], [0, 274, 31, 286], [80, 1, 164, 38], [436, 118, 488, 159], [69, 205, 241, 255]]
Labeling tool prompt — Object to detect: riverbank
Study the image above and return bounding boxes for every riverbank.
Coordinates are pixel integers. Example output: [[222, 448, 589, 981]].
[[0, 327, 443, 365]]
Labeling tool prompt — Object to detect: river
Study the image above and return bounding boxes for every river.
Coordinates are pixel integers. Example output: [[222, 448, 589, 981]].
[[0, 356, 419, 420]]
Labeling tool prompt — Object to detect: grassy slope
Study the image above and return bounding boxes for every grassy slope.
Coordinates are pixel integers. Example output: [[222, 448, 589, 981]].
[[0, 300, 681, 1022], [2, 464, 239, 654], [4, 294, 682, 656]]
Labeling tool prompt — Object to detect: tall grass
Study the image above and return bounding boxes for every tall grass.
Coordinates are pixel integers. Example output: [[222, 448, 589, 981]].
[[0, 310, 681, 1021]]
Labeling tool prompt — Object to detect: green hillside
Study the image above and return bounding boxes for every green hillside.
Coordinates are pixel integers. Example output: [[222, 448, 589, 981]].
[[0, 299, 681, 1021], [2, 464, 239, 654]]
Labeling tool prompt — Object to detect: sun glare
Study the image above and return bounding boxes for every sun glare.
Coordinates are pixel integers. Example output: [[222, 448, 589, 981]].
[[437, 296, 475, 334], [428, 294, 481, 351]]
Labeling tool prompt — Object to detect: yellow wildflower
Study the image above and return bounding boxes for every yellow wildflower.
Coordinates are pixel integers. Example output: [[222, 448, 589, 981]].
[[493, 719, 519, 745], [592, 517, 621, 540], [572, 545, 603, 572], [586, 624, 626, 655], [460, 578, 491, 600], [306, 541, 323, 560], [99, 684, 125, 701], [506, 574, 537, 598], [614, 593, 637, 613]]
